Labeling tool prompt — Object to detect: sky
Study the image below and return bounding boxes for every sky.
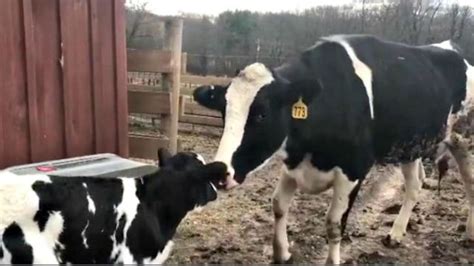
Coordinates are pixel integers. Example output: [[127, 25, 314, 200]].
[[137, 0, 474, 16]]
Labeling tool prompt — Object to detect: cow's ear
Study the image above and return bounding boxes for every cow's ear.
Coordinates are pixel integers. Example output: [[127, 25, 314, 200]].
[[193, 85, 227, 112], [157, 148, 172, 167], [193, 162, 227, 182]]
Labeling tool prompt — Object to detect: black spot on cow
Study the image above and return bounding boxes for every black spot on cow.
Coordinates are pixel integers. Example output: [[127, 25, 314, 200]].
[[116, 214, 127, 245], [3, 223, 33, 264]]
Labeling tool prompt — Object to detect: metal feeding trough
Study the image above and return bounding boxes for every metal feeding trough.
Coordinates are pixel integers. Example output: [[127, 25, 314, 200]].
[[5, 154, 158, 178]]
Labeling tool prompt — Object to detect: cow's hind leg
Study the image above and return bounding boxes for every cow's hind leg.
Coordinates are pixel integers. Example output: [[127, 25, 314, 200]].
[[325, 171, 360, 265], [272, 171, 297, 263], [383, 159, 423, 247], [447, 134, 474, 240]]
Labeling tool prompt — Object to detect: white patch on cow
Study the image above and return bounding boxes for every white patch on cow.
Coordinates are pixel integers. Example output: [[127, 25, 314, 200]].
[[0, 172, 50, 229], [0, 244, 12, 263], [431, 40, 455, 51], [0, 172, 60, 264], [83, 183, 96, 214], [42, 211, 64, 250], [324, 36, 375, 119], [110, 179, 140, 263], [20, 221, 59, 263], [195, 153, 206, 164], [463, 60, 474, 111], [214, 63, 274, 185], [144, 241, 174, 264], [81, 221, 89, 249], [286, 155, 338, 194], [209, 182, 217, 192]]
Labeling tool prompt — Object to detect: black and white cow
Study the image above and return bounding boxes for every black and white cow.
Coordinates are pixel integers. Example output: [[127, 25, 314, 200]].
[[0, 149, 227, 264], [194, 34, 474, 264]]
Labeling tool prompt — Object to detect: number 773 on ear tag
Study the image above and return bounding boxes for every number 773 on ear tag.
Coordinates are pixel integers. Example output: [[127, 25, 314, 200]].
[[292, 97, 308, 120]]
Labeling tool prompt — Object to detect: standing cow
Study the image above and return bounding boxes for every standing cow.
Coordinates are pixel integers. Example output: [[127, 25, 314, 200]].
[[193, 34, 474, 264], [0, 149, 227, 264]]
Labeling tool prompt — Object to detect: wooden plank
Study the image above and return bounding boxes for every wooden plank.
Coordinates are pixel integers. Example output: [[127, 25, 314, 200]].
[[179, 114, 223, 127], [59, 0, 94, 157], [128, 84, 160, 91], [0, 0, 30, 168], [181, 74, 231, 86], [90, 0, 117, 154], [23, 0, 40, 162], [114, 0, 129, 157], [129, 134, 169, 160], [128, 90, 171, 115], [184, 100, 222, 118], [30, 0, 66, 161], [127, 49, 173, 73]]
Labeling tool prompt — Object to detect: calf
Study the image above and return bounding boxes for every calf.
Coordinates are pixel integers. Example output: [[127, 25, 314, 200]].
[[0, 149, 227, 264], [194, 34, 474, 264]]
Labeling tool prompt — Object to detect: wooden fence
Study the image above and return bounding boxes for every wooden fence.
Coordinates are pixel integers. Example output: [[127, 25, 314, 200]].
[[0, 0, 128, 169], [127, 17, 183, 159]]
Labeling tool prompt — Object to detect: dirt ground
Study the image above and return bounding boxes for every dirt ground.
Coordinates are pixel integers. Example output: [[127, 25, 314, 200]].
[[134, 127, 474, 264]]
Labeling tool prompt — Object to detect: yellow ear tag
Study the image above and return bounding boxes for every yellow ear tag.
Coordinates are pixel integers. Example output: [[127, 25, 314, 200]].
[[291, 97, 308, 120]]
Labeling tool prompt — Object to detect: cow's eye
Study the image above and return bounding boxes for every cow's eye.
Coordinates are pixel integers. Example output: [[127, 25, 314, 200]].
[[255, 113, 266, 123]]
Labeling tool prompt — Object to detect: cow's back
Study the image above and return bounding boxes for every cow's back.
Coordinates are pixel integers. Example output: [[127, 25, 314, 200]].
[[344, 36, 468, 162]]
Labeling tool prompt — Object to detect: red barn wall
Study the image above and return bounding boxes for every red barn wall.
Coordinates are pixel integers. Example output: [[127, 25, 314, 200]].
[[0, 0, 128, 169]]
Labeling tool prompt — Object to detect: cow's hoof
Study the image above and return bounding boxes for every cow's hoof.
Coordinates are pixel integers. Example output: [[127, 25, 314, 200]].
[[382, 235, 402, 248], [272, 256, 293, 264]]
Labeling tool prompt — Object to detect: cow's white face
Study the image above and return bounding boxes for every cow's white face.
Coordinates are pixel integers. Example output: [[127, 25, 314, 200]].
[[194, 63, 296, 190], [213, 63, 274, 188]]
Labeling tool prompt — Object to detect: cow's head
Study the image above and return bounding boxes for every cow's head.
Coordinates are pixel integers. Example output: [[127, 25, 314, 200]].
[[193, 85, 228, 117], [151, 148, 227, 210], [194, 63, 303, 189]]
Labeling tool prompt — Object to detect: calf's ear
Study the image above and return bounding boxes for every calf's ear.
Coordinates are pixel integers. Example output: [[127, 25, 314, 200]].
[[157, 148, 172, 167], [193, 162, 228, 182]]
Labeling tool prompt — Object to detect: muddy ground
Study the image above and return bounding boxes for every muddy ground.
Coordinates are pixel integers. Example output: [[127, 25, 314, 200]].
[[132, 126, 474, 264]]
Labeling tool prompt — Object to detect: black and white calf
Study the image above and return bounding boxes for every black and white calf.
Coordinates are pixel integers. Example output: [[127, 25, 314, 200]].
[[194, 34, 474, 264], [0, 149, 227, 264]]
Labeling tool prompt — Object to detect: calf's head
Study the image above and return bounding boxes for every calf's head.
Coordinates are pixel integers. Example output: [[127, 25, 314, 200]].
[[148, 149, 227, 213], [194, 63, 299, 189]]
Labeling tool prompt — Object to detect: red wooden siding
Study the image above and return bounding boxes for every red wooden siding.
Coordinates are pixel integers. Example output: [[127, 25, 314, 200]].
[[0, 0, 128, 169]]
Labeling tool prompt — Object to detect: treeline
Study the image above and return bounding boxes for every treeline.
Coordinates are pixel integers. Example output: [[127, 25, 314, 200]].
[[126, 0, 473, 76]]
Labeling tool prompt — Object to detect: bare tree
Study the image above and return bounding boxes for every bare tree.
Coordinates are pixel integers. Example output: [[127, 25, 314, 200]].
[[126, 0, 149, 45]]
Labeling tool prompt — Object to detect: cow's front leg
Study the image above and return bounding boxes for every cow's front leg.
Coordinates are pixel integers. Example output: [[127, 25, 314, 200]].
[[325, 171, 360, 265], [272, 171, 297, 263], [384, 159, 423, 247]]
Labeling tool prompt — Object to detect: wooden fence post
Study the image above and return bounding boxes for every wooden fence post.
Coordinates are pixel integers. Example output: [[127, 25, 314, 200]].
[[162, 18, 183, 154]]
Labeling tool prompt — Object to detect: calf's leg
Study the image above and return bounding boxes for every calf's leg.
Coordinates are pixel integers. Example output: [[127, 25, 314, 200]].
[[325, 171, 360, 265], [272, 171, 297, 263], [384, 159, 423, 247]]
